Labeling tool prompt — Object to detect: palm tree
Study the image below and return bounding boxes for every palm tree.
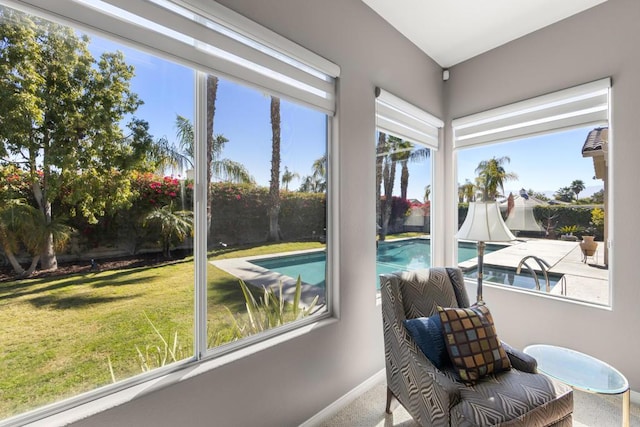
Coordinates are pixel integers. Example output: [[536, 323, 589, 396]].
[[268, 96, 281, 242], [0, 200, 32, 275], [554, 186, 574, 203], [424, 184, 431, 202], [149, 115, 195, 175], [570, 179, 586, 200], [396, 141, 430, 200], [0, 199, 72, 277], [154, 74, 253, 241], [311, 155, 327, 191], [143, 204, 193, 258], [396, 140, 412, 201], [474, 156, 518, 201], [375, 132, 387, 236], [168, 113, 254, 240], [378, 135, 402, 240], [375, 135, 428, 239], [281, 166, 299, 191], [459, 180, 476, 203]]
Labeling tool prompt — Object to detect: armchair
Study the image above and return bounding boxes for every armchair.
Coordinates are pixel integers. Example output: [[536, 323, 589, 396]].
[[381, 268, 573, 426]]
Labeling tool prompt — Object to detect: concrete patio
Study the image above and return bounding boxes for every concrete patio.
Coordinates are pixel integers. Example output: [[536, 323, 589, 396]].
[[211, 249, 326, 307]]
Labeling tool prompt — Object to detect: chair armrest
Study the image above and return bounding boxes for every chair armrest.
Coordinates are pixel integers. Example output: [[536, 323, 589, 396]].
[[415, 356, 461, 404], [502, 341, 538, 373]]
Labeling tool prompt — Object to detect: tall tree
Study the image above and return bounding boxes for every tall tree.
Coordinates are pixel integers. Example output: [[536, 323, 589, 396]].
[[474, 156, 518, 201], [570, 179, 586, 200], [205, 76, 218, 236], [298, 156, 326, 193], [396, 141, 430, 201], [377, 135, 402, 239], [281, 166, 299, 191], [160, 113, 254, 242], [171, 115, 253, 184], [554, 186, 574, 203], [375, 133, 386, 234], [590, 189, 605, 204], [459, 180, 476, 203], [268, 96, 281, 242], [0, 8, 153, 270]]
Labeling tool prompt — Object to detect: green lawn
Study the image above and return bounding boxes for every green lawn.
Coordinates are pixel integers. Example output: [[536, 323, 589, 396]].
[[0, 241, 324, 420]]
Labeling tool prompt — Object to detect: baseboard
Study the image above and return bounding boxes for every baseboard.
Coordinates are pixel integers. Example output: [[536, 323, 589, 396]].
[[299, 369, 386, 427]]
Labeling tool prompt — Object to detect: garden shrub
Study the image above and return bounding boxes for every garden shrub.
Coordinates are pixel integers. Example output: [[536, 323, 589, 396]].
[[279, 192, 326, 240], [209, 183, 326, 245], [533, 205, 598, 237]]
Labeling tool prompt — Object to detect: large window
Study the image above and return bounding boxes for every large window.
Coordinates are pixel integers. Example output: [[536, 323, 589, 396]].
[[374, 89, 441, 283], [453, 79, 610, 306], [0, 0, 336, 423]]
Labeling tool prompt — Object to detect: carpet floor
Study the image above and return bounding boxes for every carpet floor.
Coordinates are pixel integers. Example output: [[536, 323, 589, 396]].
[[318, 380, 640, 426]]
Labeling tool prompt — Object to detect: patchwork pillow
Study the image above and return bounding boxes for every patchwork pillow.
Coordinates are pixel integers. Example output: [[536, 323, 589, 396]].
[[403, 315, 449, 369], [437, 304, 511, 383]]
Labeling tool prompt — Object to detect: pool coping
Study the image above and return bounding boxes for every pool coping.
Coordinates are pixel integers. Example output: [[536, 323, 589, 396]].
[[210, 248, 326, 308]]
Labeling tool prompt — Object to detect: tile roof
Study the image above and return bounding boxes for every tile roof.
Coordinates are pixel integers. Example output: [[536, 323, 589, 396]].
[[582, 127, 608, 154]]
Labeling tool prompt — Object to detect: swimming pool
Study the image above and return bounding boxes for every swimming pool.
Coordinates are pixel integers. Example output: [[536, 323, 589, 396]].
[[249, 238, 503, 288], [463, 265, 563, 292]]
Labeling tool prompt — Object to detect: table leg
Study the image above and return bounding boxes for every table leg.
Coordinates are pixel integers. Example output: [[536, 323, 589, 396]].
[[622, 388, 630, 427]]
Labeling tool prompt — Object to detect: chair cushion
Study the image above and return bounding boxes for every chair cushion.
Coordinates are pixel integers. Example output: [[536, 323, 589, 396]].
[[450, 369, 574, 426], [438, 304, 511, 383], [403, 315, 449, 369]]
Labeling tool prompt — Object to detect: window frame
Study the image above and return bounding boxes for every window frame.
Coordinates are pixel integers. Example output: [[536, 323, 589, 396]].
[[0, 1, 338, 425], [374, 88, 443, 282], [451, 79, 612, 306]]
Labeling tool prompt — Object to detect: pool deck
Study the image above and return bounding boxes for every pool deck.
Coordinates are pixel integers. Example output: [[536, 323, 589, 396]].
[[211, 249, 326, 307], [459, 238, 609, 305]]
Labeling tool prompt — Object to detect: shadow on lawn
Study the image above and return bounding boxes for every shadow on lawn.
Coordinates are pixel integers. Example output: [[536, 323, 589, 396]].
[[29, 293, 142, 310], [0, 264, 169, 302]]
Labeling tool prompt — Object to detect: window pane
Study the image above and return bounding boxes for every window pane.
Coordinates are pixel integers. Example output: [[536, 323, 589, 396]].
[[0, 5, 194, 418], [456, 127, 609, 305], [205, 76, 329, 350], [375, 132, 433, 284]]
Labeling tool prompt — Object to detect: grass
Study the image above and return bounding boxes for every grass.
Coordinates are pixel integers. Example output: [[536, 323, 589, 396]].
[[0, 240, 325, 420]]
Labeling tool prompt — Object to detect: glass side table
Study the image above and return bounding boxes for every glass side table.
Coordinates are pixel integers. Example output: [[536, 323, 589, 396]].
[[524, 344, 630, 427]]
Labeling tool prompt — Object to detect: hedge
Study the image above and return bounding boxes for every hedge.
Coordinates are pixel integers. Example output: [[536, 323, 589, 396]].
[[210, 183, 326, 244]]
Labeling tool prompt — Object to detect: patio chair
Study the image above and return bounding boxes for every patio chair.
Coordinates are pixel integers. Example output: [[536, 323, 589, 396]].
[[380, 267, 573, 426]]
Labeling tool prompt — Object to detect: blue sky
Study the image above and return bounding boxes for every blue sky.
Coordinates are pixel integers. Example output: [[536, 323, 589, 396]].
[[457, 127, 603, 199], [89, 34, 601, 201], [89, 35, 326, 187]]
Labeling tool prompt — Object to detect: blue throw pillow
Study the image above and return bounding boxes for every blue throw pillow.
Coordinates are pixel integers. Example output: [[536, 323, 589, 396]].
[[403, 315, 448, 369]]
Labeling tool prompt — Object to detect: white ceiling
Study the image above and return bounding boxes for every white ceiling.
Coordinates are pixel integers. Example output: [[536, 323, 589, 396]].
[[361, 0, 608, 68]]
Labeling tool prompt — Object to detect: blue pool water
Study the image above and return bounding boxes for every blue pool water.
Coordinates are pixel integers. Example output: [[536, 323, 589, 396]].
[[250, 239, 502, 289], [464, 265, 562, 291]]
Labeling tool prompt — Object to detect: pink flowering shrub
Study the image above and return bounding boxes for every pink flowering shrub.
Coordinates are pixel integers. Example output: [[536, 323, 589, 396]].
[[132, 172, 186, 207]]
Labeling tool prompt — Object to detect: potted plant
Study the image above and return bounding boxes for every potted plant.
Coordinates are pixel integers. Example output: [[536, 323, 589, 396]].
[[580, 226, 598, 260], [557, 225, 583, 241]]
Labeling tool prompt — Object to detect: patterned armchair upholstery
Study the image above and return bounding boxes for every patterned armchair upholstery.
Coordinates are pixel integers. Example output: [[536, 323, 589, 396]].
[[380, 268, 573, 426]]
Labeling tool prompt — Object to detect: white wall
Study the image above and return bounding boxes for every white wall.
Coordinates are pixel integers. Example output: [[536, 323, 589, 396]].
[[69, 0, 443, 426], [444, 0, 640, 390]]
